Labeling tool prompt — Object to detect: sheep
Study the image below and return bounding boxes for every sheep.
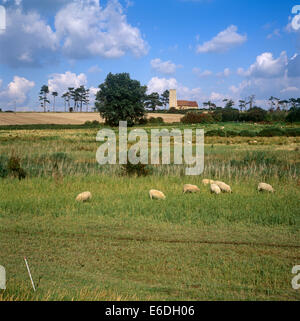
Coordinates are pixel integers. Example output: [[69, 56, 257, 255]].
[[76, 191, 92, 202], [258, 183, 274, 193], [210, 184, 221, 195], [183, 184, 200, 194], [214, 181, 232, 193], [202, 179, 215, 186], [149, 189, 166, 200]]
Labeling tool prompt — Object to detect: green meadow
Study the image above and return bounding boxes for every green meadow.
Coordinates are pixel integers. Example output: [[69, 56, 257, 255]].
[[0, 123, 300, 301]]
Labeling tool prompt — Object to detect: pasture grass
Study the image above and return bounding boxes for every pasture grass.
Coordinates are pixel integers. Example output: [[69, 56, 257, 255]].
[[0, 125, 300, 301]]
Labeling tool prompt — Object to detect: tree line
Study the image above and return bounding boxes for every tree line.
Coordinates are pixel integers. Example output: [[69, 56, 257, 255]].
[[39, 85, 90, 112]]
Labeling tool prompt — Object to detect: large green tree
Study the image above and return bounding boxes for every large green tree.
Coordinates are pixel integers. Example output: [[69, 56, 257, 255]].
[[95, 73, 147, 126]]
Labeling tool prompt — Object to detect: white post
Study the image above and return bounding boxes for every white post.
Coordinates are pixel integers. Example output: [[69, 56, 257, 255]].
[[24, 257, 36, 292]]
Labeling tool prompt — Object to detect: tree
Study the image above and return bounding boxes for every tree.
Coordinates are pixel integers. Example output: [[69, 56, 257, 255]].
[[160, 90, 169, 110], [238, 100, 246, 112], [39, 85, 50, 112], [95, 73, 147, 127], [223, 99, 235, 109], [61, 92, 69, 112], [144, 92, 162, 111], [246, 95, 256, 110], [52, 92, 58, 112], [203, 101, 216, 110]]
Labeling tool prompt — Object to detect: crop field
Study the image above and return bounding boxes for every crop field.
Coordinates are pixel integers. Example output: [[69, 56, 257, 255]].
[[0, 123, 300, 301], [0, 112, 183, 126]]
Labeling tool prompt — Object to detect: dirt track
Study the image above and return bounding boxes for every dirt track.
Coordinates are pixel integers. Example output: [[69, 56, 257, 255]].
[[0, 113, 183, 126]]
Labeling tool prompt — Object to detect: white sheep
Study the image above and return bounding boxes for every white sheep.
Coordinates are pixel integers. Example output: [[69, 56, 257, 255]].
[[258, 183, 274, 193], [149, 189, 166, 200], [210, 184, 221, 195], [202, 179, 215, 186], [183, 184, 200, 194], [214, 181, 232, 193], [76, 191, 92, 202]]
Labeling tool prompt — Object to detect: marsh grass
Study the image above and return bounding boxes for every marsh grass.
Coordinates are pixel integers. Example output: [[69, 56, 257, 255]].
[[0, 126, 300, 301]]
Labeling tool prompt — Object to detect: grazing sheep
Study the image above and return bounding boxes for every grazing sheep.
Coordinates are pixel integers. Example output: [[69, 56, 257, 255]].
[[214, 181, 232, 193], [258, 183, 274, 193], [76, 191, 92, 202], [149, 189, 166, 200], [202, 179, 215, 186], [183, 184, 200, 194], [210, 184, 221, 195]]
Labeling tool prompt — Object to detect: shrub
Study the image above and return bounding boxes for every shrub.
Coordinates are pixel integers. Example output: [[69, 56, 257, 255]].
[[0, 162, 8, 178], [169, 107, 179, 114], [138, 117, 148, 125], [212, 111, 222, 122], [148, 117, 165, 124], [285, 128, 300, 137], [121, 162, 152, 177], [258, 128, 285, 137], [286, 107, 300, 123], [205, 130, 226, 137], [240, 107, 267, 122], [7, 155, 27, 180], [84, 121, 92, 126], [239, 130, 258, 137], [221, 108, 240, 122], [181, 112, 214, 124]]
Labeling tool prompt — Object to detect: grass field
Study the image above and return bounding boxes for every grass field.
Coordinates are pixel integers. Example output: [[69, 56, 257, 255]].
[[0, 123, 300, 301]]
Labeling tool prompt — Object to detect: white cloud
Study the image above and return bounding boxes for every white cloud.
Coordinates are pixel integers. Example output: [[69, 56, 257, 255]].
[[0, 76, 35, 106], [280, 86, 299, 93], [267, 28, 281, 39], [88, 65, 102, 73], [48, 71, 87, 94], [196, 25, 247, 53], [55, 0, 148, 59], [217, 68, 230, 77], [0, 8, 58, 67], [147, 77, 202, 102], [147, 77, 178, 94], [151, 58, 179, 75], [238, 52, 288, 78], [193, 68, 212, 77]]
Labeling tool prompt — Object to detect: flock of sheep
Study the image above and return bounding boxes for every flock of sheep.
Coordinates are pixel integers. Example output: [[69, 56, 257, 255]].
[[75, 181, 275, 202]]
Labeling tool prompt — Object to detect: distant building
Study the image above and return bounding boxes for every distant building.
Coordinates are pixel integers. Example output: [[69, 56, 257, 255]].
[[169, 89, 198, 110]]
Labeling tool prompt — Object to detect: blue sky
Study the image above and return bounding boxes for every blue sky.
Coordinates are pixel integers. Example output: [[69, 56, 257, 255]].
[[0, 0, 299, 111]]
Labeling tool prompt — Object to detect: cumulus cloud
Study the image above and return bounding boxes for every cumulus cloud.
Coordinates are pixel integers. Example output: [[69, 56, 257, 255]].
[[55, 0, 148, 59], [193, 68, 212, 77], [147, 77, 202, 102], [0, 8, 58, 67], [88, 65, 102, 73], [238, 52, 288, 78], [0, 76, 35, 106], [150, 58, 179, 75], [287, 53, 300, 77], [196, 25, 247, 53], [217, 68, 230, 77], [48, 71, 87, 93]]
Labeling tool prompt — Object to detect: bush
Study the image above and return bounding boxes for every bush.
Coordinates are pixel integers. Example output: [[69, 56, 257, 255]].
[[285, 128, 300, 137], [205, 130, 226, 137], [121, 162, 152, 177], [221, 108, 240, 122], [181, 112, 214, 124], [240, 107, 267, 122], [148, 117, 165, 125], [0, 162, 8, 178], [212, 111, 222, 122], [239, 130, 258, 137], [138, 117, 148, 125], [258, 128, 285, 137], [168, 107, 179, 114], [7, 155, 27, 180], [286, 107, 300, 123]]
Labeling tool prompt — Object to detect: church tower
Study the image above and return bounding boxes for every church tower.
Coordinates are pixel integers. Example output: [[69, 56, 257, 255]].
[[169, 89, 177, 109]]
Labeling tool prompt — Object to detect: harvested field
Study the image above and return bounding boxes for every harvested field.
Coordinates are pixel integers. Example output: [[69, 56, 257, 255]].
[[0, 112, 183, 126]]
